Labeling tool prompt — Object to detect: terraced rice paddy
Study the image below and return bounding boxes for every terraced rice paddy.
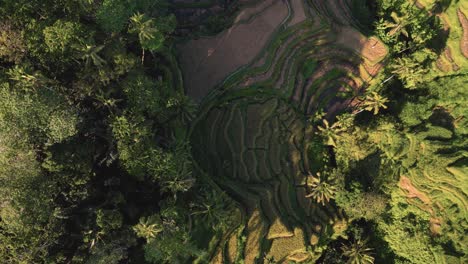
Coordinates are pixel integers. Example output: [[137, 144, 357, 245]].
[[178, 0, 290, 100], [191, 91, 346, 263], [182, 0, 389, 262], [398, 134, 468, 256], [419, 0, 468, 73]]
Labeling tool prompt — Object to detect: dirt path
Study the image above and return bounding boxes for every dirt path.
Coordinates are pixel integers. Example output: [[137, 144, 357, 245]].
[[399, 176, 432, 205], [457, 9, 468, 58], [444, 47, 460, 71], [178, 0, 289, 101]]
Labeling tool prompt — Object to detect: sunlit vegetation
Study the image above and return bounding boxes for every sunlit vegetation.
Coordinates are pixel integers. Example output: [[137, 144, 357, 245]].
[[0, 0, 466, 263]]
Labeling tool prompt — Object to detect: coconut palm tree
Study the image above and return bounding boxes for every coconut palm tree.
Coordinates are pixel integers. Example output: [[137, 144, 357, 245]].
[[133, 216, 164, 242], [94, 87, 122, 111], [383, 11, 410, 38], [129, 13, 164, 62], [341, 238, 375, 264], [190, 190, 228, 224], [166, 93, 197, 123], [129, 13, 158, 44], [305, 172, 337, 205], [79, 43, 106, 68], [361, 92, 389, 115], [317, 119, 341, 147], [380, 0, 419, 39], [390, 57, 426, 89]]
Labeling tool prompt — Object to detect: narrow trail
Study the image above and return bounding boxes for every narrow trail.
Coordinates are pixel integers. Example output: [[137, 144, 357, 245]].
[[457, 9, 468, 58]]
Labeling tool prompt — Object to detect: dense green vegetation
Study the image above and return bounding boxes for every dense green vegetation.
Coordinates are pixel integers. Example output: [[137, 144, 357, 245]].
[[0, 0, 207, 263], [319, 0, 468, 262], [0, 0, 466, 263]]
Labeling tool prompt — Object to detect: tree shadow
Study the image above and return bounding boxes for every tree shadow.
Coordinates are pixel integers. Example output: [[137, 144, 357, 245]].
[[429, 107, 455, 131], [347, 152, 381, 191], [317, 219, 397, 264], [431, 0, 453, 14], [428, 19, 450, 55]]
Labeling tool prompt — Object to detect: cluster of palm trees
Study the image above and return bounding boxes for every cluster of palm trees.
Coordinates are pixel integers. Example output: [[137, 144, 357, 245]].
[[301, 170, 375, 263], [77, 12, 168, 68], [317, 90, 389, 147]]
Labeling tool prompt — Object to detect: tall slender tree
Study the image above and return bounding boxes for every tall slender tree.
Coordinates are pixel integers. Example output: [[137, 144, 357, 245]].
[[341, 239, 375, 264], [304, 172, 337, 205], [360, 92, 389, 115]]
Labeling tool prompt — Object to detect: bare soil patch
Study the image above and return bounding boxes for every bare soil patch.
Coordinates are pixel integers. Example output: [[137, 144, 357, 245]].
[[444, 47, 460, 71], [363, 62, 384, 77], [267, 228, 307, 262], [336, 27, 387, 80], [288, 0, 307, 27], [436, 56, 452, 72], [245, 209, 266, 264], [415, 0, 425, 9], [430, 217, 442, 235], [337, 27, 387, 63], [179, 0, 288, 101], [399, 176, 431, 205], [457, 8, 468, 58], [226, 232, 238, 262], [362, 37, 387, 64]]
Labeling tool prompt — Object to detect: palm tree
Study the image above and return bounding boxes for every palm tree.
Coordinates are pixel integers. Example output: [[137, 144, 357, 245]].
[[361, 92, 388, 115], [129, 13, 158, 43], [94, 87, 122, 111], [191, 191, 223, 221], [341, 238, 375, 264], [166, 94, 197, 123], [304, 172, 337, 205], [133, 216, 163, 242], [380, 0, 419, 39], [390, 57, 425, 89], [129, 13, 163, 62], [383, 11, 410, 38], [7, 65, 40, 89], [317, 119, 341, 147], [79, 44, 106, 67], [190, 189, 235, 231], [163, 177, 195, 193]]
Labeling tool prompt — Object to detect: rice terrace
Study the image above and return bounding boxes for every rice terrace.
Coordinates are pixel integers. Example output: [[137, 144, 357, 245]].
[[0, 0, 466, 263], [183, 0, 467, 262], [187, 0, 387, 262]]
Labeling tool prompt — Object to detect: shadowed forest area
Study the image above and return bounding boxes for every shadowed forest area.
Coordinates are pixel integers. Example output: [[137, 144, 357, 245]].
[[0, 0, 466, 263]]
